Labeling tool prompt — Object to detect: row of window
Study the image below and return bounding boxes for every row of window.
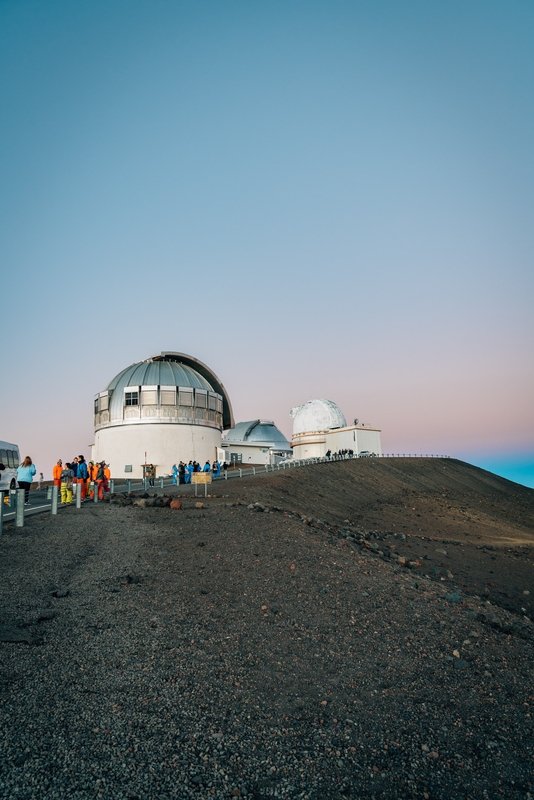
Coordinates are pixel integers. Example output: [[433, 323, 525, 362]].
[[0, 449, 19, 468], [95, 388, 223, 413]]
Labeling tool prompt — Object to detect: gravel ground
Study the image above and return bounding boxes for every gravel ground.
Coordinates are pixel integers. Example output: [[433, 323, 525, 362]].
[[1, 461, 533, 800]]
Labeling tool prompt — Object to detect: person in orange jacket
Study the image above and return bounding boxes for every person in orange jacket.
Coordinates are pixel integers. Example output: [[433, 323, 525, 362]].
[[52, 460, 63, 490], [88, 461, 98, 498], [95, 462, 107, 499], [103, 463, 110, 494]]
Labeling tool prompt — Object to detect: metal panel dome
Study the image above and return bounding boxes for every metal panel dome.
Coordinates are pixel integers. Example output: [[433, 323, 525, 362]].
[[225, 420, 291, 447], [98, 352, 234, 430]]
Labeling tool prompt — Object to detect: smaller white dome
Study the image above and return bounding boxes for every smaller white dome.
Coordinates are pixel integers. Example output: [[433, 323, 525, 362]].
[[290, 399, 346, 436]]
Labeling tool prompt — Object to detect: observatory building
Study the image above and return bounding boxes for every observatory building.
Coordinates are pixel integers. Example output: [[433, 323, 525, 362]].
[[92, 352, 233, 478], [290, 399, 382, 459], [221, 420, 292, 466]]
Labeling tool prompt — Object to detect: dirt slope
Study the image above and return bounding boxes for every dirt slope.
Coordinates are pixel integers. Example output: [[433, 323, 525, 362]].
[[215, 458, 534, 617]]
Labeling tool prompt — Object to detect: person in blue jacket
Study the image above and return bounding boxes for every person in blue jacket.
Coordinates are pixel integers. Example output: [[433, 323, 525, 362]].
[[185, 462, 193, 483], [77, 455, 89, 501], [16, 456, 37, 505], [172, 464, 178, 485], [203, 461, 211, 472]]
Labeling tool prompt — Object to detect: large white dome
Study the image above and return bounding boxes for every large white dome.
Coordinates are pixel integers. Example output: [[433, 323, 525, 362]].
[[290, 399, 346, 436]]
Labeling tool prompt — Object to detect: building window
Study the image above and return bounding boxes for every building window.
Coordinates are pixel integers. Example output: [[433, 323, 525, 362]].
[[100, 394, 109, 411], [230, 453, 242, 463], [179, 390, 193, 406], [94, 398, 99, 414], [161, 389, 176, 405], [195, 391, 207, 408], [208, 393, 218, 411], [141, 390, 157, 405], [125, 391, 139, 406]]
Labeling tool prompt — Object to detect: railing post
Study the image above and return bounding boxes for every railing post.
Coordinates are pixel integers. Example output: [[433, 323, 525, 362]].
[[15, 489, 26, 528], [0, 491, 3, 535], [110, 479, 115, 493], [76, 482, 82, 509], [94, 482, 98, 503], [160, 477, 164, 489], [46, 486, 52, 500], [253, 467, 256, 475], [126, 479, 131, 494], [51, 485, 58, 515], [239, 468, 242, 478], [224, 471, 227, 480]]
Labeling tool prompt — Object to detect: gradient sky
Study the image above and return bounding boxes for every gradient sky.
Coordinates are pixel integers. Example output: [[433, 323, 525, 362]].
[[1, 1, 533, 484]]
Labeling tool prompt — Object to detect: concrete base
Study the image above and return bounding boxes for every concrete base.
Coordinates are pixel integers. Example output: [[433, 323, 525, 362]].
[[93, 424, 222, 478]]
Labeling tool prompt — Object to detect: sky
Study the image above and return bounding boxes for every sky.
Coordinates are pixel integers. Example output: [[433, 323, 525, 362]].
[[1, 0, 533, 485]]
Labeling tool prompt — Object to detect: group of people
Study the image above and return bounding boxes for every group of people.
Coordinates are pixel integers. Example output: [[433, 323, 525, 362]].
[[52, 456, 110, 505], [325, 449, 354, 459], [171, 460, 227, 484]]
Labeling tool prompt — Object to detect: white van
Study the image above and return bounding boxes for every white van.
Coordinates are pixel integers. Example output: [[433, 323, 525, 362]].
[[0, 440, 20, 492]]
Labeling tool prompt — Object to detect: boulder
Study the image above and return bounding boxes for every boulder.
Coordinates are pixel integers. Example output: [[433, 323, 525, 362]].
[[170, 499, 183, 510]]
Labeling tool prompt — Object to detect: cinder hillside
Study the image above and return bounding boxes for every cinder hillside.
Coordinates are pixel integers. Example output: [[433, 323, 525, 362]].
[[219, 458, 534, 617], [0, 458, 532, 800]]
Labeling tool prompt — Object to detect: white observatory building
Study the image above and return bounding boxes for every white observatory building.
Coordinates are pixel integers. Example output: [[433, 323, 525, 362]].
[[92, 352, 234, 478], [290, 399, 382, 459], [221, 420, 292, 466]]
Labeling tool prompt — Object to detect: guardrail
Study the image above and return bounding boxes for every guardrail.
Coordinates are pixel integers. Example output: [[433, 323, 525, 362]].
[[0, 453, 450, 530]]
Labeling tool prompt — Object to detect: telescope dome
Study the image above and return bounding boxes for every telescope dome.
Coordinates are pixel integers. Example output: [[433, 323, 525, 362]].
[[290, 399, 346, 436]]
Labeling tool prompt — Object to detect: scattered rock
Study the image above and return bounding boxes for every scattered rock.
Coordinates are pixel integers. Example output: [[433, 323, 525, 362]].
[[170, 499, 182, 510], [195, 502, 204, 509]]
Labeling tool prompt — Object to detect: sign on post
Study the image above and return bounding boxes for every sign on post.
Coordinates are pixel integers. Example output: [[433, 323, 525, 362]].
[[191, 472, 211, 497]]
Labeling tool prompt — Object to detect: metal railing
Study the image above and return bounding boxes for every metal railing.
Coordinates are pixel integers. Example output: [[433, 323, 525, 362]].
[[0, 453, 450, 529]]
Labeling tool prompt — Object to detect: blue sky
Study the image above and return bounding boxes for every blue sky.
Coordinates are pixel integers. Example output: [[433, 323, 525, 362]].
[[1, 1, 533, 485]]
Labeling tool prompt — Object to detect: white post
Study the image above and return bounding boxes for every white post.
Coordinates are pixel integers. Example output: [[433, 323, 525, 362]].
[[51, 485, 58, 515], [15, 489, 25, 527]]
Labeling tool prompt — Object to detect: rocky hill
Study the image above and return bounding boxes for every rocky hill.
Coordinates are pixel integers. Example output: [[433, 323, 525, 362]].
[[0, 458, 532, 799]]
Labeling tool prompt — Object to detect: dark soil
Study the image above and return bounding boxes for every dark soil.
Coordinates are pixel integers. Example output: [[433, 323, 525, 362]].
[[0, 458, 533, 800]]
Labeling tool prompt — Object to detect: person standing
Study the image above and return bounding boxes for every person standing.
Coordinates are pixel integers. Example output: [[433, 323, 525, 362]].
[[16, 457, 36, 505], [52, 460, 63, 491], [60, 462, 74, 505], [103, 463, 111, 494], [38, 472, 44, 491], [172, 464, 178, 485], [77, 455, 89, 501], [96, 461, 106, 499]]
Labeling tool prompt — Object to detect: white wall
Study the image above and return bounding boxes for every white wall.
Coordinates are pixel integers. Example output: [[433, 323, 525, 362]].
[[326, 427, 382, 455], [94, 424, 221, 478], [221, 443, 270, 465], [291, 426, 382, 459], [292, 441, 326, 459]]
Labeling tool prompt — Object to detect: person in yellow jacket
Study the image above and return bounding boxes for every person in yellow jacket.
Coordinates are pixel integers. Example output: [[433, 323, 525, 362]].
[[60, 463, 74, 505]]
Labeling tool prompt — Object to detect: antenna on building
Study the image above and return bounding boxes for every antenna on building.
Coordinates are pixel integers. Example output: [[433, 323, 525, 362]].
[[354, 418, 359, 426]]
